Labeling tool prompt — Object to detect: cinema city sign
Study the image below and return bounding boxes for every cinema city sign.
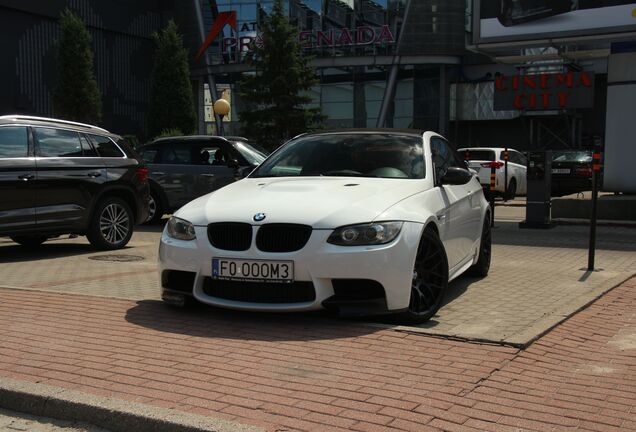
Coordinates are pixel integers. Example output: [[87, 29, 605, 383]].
[[195, 11, 395, 61]]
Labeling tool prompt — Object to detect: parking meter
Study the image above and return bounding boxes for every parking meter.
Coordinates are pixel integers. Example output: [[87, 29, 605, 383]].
[[520, 151, 553, 228]]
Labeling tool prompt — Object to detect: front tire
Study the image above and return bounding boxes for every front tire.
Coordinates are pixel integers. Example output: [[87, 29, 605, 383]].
[[10, 236, 47, 248], [87, 197, 133, 250], [396, 228, 449, 324], [467, 214, 492, 277]]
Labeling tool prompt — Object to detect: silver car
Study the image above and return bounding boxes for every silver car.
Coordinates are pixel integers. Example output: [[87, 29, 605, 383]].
[[138, 136, 267, 223]]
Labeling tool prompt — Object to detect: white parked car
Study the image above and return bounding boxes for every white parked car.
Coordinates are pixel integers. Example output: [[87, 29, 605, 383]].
[[159, 130, 491, 323], [457, 147, 527, 199]]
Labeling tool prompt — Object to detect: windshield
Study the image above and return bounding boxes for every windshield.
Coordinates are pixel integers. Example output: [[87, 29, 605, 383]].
[[250, 133, 425, 179], [553, 151, 592, 163], [233, 141, 267, 165]]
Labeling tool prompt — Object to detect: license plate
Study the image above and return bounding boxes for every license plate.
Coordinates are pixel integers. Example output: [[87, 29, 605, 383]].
[[552, 168, 570, 174], [212, 258, 294, 283]]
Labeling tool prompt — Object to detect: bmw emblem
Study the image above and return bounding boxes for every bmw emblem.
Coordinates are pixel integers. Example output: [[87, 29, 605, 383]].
[[253, 212, 266, 222]]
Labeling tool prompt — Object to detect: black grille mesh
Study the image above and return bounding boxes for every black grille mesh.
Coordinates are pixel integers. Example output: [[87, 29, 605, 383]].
[[207, 223, 252, 251], [203, 278, 315, 303], [256, 224, 312, 252]]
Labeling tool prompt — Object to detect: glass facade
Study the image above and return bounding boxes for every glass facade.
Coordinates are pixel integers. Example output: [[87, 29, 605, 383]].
[[196, 0, 464, 135]]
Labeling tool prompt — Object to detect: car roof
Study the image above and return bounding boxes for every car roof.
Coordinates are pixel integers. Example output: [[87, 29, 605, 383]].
[[300, 128, 427, 138], [457, 147, 517, 152], [0, 115, 116, 137]]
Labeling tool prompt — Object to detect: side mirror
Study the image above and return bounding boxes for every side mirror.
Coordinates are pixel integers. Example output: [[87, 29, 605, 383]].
[[441, 167, 473, 185], [227, 159, 240, 169]]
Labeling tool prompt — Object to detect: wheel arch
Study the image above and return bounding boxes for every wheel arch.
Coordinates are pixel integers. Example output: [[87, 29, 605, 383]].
[[148, 179, 169, 212], [90, 186, 138, 223]]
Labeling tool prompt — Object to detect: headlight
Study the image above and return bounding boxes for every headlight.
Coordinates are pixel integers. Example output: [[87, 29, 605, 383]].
[[166, 217, 196, 240], [327, 222, 403, 246]]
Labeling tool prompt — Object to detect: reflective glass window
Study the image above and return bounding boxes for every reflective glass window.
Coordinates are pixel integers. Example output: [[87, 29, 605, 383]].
[[0, 126, 28, 158], [35, 128, 83, 157]]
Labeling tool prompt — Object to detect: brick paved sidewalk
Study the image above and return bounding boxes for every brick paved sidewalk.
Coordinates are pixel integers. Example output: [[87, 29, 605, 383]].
[[1, 276, 635, 431]]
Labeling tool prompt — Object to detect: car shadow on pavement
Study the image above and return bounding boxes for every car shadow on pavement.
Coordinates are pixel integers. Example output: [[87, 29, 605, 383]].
[[0, 240, 134, 263], [492, 221, 636, 251], [125, 299, 385, 341]]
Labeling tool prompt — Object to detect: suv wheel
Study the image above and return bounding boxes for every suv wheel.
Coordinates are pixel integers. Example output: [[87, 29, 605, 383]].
[[10, 236, 47, 248], [87, 197, 133, 250]]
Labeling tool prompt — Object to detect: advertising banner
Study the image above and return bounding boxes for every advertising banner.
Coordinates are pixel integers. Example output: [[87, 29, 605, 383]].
[[475, 0, 636, 44]]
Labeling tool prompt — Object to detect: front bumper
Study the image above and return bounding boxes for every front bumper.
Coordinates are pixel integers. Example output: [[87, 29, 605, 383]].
[[158, 222, 424, 314]]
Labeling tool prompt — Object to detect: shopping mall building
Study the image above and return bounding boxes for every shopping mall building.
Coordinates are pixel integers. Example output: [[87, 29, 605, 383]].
[[0, 0, 634, 190]]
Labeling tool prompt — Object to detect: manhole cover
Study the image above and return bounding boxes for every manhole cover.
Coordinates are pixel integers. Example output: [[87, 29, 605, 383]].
[[88, 254, 145, 262]]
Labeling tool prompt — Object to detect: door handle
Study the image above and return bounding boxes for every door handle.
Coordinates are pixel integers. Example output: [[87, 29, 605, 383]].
[[152, 171, 165, 176], [18, 174, 35, 181], [87, 172, 101, 178]]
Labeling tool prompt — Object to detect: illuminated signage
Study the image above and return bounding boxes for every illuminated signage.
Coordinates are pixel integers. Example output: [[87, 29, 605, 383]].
[[493, 71, 595, 111]]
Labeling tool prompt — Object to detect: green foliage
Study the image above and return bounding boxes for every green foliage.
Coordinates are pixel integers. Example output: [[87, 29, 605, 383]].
[[148, 21, 196, 138], [53, 9, 102, 124], [156, 128, 184, 138], [238, 0, 324, 150], [122, 134, 140, 149]]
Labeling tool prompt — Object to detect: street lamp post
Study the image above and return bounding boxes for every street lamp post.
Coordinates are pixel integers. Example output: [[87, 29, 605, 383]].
[[213, 98, 230, 136]]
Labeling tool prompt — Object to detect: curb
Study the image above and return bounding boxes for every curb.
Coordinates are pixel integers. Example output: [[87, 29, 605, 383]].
[[0, 377, 263, 432]]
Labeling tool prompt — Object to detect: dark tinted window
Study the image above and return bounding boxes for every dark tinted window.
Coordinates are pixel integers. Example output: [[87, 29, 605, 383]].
[[0, 126, 28, 158], [462, 150, 496, 161], [251, 133, 424, 179], [89, 135, 124, 157], [140, 146, 159, 164], [35, 128, 83, 157], [431, 138, 463, 182], [553, 151, 592, 162], [160, 144, 193, 164], [80, 134, 98, 157]]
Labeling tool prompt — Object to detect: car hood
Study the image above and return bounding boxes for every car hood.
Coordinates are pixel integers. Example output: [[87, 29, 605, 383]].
[[176, 177, 425, 229]]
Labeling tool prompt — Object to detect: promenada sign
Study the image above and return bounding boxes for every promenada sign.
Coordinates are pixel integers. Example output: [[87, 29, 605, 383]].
[[196, 10, 394, 61]]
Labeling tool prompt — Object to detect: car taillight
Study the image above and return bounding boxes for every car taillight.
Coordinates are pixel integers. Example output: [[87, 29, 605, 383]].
[[135, 167, 149, 183], [480, 161, 504, 169], [574, 165, 592, 177]]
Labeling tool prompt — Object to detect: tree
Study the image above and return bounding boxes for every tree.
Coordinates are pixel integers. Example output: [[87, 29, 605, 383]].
[[53, 9, 102, 124], [148, 20, 196, 138], [238, 0, 323, 150]]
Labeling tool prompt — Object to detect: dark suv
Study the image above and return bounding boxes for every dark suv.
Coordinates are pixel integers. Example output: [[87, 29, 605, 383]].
[[0, 115, 149, 249]]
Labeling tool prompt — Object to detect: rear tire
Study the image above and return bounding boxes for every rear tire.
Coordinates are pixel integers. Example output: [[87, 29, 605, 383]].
[[145, 189, 164, 224], [467, 214, 492, 278], [10, 236, 47, 248], [396, 229, 449, 324], [87, 197, 133, 250]]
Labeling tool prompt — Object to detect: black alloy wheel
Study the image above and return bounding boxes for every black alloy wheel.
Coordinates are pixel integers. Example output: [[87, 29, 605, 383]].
[[87, 197, 133, 250], [398, 229, 449, 324], [467, 214, 492, 277], [10, 236, 47, 248]]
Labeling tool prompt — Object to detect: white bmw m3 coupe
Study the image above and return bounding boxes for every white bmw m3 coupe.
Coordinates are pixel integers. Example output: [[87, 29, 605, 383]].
[[159, 130, 491, 323]]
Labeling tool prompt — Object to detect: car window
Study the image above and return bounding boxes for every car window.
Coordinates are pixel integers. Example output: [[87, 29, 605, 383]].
[[431, 137, 463, 182], [250, 133, 425, 179], [0, 126, 28, 158], [34, 128, 83, 157], [89, 134, 124, 157], [140, 146, 159, 164], [79, 134, 98, 157], [160, 144, 193, 165], [461, 149, 496, 161]]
